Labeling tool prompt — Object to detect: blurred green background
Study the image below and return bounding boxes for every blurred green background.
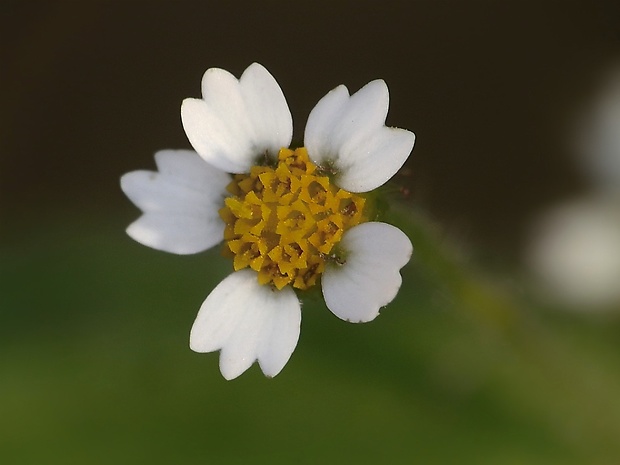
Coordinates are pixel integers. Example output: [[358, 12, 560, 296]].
[[3, 1, 620, 463]]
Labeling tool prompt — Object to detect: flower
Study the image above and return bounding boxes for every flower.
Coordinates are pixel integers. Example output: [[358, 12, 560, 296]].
[[575, 66, 620, 194], [121, 63, 414, 379], [527, 198, 620, 310], [526, 65, 620, 312]]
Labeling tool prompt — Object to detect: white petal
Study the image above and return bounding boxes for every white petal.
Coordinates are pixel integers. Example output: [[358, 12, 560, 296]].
[[337, 127, 415, 193], [121, 150, 230, 254], [154, 150, 231, 194], [331, 80, 390, 150], [322, 222, 412, 323], [575, 67, 620, 192], [527, 199, 620, 308], [201, 68, 253, 140], [304, 79, 414, 192], [190, 269, 301, 380], [181, 63, 293, 173], [240, 63, 293, 158], [303, 85, 350, 163], [181, 98, 253, 173], [126, 212, 224, 255]]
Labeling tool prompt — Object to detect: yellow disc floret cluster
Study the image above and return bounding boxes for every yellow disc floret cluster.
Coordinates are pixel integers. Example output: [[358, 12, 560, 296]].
[[219, 147, 366, 290]]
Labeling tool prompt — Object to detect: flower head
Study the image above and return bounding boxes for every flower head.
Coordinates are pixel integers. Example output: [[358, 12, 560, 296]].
[[121, 63, 414, 379], [528, 198, 620, 310], [575, 66, 620, 194]]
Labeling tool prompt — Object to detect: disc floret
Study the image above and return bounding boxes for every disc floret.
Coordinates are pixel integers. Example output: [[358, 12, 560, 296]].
[[219, 147, 366, 290]]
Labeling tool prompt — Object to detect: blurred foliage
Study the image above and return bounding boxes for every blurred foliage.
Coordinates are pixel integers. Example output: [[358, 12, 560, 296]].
[[2, 207, 620, 464]]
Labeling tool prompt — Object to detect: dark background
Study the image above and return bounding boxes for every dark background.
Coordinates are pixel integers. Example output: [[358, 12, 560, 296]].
[[4, 0, 620, 257]]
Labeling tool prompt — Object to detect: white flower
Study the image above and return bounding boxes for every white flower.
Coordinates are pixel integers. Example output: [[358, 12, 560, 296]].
[[527, 198, 620, 310], [529, 65, 620, 312], [121, 63, 414, 379], [575, 67, 620, 193]]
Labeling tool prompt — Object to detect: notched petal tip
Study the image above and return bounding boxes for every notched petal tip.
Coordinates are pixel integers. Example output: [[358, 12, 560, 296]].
[[242, 61, 270, 77], [121, 150, 229, 255], [305, 76, 414, 192], [189, 270, 301, 380], [353, 79, 389, 111], [182, 63, 293, 173]]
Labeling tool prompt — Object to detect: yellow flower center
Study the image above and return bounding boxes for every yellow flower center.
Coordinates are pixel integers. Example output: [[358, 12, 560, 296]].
[[219, 147, 367, 290]]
